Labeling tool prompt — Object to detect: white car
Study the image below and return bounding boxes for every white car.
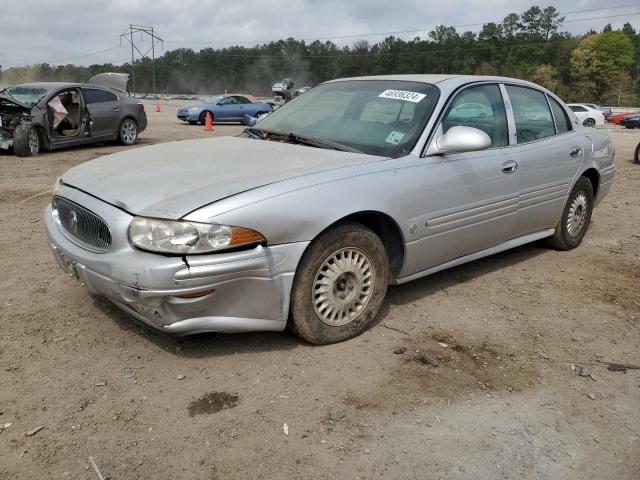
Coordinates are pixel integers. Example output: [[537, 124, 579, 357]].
[[567, 104, 606, 127]]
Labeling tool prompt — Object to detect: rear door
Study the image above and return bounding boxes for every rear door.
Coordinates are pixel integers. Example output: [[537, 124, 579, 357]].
[[415, 83, 518, 271], [82, 88, 120, 138], [503, 85, 583, 236]]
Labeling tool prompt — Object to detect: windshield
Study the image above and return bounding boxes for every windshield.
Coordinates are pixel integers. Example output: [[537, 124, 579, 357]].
[[256, 80, 439, 157], [1, 85, 51, 106]]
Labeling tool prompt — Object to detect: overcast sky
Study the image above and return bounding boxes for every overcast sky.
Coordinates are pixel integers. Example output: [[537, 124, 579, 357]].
[[1, 0, 638, 68]]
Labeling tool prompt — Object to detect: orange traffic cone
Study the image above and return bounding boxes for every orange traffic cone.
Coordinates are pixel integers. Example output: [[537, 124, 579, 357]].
[[155, 102, 161, 113], [204, 112, 214, 131]]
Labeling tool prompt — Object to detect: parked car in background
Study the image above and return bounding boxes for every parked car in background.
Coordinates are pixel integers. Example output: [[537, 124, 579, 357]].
[[176, 94, 272, 125], [0, 73, 146, 157], [608, 111, 635, 124], [567, 104, 605, 127], [582, 103, 612, 121], [45, 74, 614, 344], [294, 86, 312, 97], [619, 113, 640, 129]]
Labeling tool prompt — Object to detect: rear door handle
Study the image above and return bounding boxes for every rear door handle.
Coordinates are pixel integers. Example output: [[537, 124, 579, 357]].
[[501, 160, 519, 174], [112, 108, 121, 112], [570, 147, 582, 157]]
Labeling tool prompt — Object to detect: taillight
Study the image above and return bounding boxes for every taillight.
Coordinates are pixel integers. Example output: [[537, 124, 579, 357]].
[[138, 102, 145, 112]]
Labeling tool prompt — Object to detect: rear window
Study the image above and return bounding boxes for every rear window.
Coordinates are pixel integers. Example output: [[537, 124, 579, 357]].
[[506, 85, 555, 143], [548, 98, 572, 133]]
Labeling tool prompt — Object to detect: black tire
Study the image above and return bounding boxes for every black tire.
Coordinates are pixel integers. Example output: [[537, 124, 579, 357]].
[[118, 118, 138, 145], [546, 176, 594, 250], [199, 111, 213, 125], [13, 124, 40, 157], [583, 118, 596, 128], [289, 222, 389, 345], [634, 142, 640, 165]]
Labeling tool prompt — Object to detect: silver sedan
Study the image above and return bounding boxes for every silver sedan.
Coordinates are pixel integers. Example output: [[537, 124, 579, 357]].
[[44, 74, 615, 344]]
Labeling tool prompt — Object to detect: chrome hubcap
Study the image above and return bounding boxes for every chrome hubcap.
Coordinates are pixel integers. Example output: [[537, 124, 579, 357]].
[[29, 129, 39, 154], [312, 247, 375, 326], [121, 120, 137, 144], [567, 191, 588, 237]]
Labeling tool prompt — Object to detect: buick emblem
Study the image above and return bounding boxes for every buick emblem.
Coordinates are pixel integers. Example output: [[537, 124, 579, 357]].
[[69, 210, 79, 233]]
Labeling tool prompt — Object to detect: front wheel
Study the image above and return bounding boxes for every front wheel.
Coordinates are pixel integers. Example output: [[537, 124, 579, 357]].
[[634, 142, 640, 164], [583, 118, 596, 127], [546, 176, 594, 250], [118, 118, 138, 145], [289, 222, 389, 345], [13, 124, 40, 157]]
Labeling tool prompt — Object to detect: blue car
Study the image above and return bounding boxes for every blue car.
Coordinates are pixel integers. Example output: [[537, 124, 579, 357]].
[[177, 94, 272, 126]]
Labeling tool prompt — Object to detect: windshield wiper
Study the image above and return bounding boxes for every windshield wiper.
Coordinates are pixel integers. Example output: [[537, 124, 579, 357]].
[[243, 127, 362, 153]]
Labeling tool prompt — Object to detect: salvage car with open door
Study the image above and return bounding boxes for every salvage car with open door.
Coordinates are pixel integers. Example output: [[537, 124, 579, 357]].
[[0, 73, 147, 157]]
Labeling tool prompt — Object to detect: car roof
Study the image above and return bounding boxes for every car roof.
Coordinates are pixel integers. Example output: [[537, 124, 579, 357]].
[[324, 74, 556, 97], [13, 82, 120, 93]]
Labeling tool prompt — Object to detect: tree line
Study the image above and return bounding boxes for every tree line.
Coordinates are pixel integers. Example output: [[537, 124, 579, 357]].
[[1, 5, 638, 105]]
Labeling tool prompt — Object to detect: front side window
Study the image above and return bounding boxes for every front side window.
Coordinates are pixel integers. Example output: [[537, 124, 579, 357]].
[[255, 80, 439, 157], [548, 97, 572, 134], [233, 96, 251, 104], [441, 84, 508, 147], [506, 85, 555, 143]]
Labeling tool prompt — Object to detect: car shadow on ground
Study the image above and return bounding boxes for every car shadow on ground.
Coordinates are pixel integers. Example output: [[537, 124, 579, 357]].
[[374, 242, 548, 325], [93, 241, 549, 356]]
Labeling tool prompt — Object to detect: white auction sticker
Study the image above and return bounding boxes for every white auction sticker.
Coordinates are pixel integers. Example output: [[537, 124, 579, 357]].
[[378, 89, 426, 103]]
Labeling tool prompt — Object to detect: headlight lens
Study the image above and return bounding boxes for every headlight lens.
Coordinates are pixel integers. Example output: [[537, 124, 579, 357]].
[[188, 107, 199, 112], [128, 217, 265, 254]]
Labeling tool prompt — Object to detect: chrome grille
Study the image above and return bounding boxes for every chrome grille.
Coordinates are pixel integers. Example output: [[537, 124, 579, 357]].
[[52, 196, 112, 252]]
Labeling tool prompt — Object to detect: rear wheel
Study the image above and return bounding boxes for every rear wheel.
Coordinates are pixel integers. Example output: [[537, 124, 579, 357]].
[[118, 118, 138, 145], [13, 124, 40, 157], [289, 222, 389, 344], [546, 176, 594, 250], [583, 118, 596, 127], [634, 142, 640, 164]]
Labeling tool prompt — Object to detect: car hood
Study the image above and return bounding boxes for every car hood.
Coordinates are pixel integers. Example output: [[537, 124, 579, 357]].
[[61, 136, 380, 219], [0, 94, 30, 110]]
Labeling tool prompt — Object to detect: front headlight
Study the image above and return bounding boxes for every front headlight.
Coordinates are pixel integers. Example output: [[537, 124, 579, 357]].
[[128, 217, 265, 254], [188, 107, 199, 112]]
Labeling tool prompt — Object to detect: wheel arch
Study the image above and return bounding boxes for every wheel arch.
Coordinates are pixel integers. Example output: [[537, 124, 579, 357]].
[[580, 167, 600, 199], [308, 210, 406, 280]]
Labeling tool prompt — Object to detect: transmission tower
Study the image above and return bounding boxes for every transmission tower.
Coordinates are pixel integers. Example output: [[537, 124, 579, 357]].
[[120, 25, 163, 94]]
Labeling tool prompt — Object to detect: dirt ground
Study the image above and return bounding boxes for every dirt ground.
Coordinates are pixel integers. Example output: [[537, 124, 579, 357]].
[[1, 101, 639, 479]]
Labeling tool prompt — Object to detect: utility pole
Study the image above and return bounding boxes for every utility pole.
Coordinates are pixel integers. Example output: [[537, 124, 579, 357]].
[[119, 25, 163, 94]]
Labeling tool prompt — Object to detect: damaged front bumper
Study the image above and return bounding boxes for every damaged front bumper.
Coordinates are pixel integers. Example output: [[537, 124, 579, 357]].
[[0, 133, 12, 150], [44, 186, 308, 334]]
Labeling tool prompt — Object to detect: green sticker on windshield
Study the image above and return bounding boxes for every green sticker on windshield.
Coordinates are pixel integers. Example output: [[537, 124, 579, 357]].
[[385, 131, 405, 145]]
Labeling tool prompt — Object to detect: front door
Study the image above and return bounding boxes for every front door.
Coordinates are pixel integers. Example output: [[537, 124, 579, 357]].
[[414, 83, 519, 271]]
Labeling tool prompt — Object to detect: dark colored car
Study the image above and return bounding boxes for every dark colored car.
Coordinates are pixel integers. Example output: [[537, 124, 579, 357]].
[[0, 73, 147, 157], [619, 113, 640, 129]]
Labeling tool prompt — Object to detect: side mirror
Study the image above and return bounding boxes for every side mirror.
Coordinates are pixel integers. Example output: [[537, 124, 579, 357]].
[[426, 126, 492, 155], [244, 115, 258, 127]]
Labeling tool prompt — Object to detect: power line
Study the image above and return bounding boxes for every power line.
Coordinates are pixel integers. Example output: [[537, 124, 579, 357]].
[[164, 3, 640, 46]]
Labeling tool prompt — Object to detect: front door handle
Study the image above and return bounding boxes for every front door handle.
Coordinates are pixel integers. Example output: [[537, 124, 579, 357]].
[[112, 108, 121, 112], [569, 147, 582, 157], [501, 160, 519, 174]]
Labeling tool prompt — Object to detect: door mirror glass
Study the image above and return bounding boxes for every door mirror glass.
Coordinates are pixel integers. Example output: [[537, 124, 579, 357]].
[[428, 126, 491, 155]]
